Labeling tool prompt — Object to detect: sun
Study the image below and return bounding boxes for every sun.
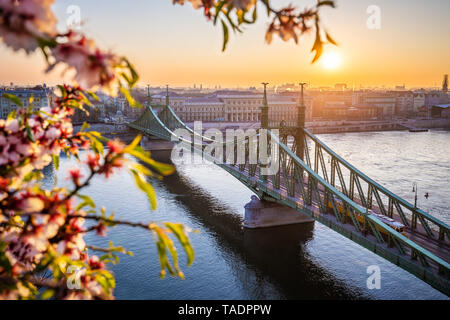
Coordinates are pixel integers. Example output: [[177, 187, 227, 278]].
[[322, 51, 342, 70]]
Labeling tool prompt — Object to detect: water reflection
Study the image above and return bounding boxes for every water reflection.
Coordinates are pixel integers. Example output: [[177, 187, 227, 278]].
[[41, 162, 55, 189], [163, 171, 367, 299]]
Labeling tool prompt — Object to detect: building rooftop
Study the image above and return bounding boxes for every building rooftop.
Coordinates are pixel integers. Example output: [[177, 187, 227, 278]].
[[0, 88, 49, 95], [185, 97, 223, 104], [432, 104, 450, 109]]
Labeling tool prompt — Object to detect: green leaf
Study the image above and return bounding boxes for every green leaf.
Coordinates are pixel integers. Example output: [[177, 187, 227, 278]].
[[95, 270, 116, 291], [155, 240, 171, 278], [81, 122, 91, 132], [325, 31, 338, 46], [2, 93, 22, 107], [155, 227, 182, 278], [79, 92, 93, 107], [28, 96, 34, 112], [0, 242, 12, 273], [311, 27, 323, 64], [221, 19, 229, 52], [41, 289, 55, 300], [128, 134, 142, 150], [120, 86, 142, 108], [26, 124, 35, 142], [251, 6, 257, 23], [165, 222, 195, 267], [132, 163, 154, 177], [214, 1, 226, 25], [52, 154, 60, 170], [87, 91, 100, 102], [126, 148, 175, 176], [317, 1, 335, 8], [122, 58, 140, 87], [90, 136, 104, 155], [76, 194, 96, 210], [131, 170, 157, 210]]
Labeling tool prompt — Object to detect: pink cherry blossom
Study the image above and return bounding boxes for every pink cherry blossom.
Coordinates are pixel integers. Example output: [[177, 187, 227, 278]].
[[0, 0, 57, 53], [48, 32, 121, 95], [17, 196, 45, 214]]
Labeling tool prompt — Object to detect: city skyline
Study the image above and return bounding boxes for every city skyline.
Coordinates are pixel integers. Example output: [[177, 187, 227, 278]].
[[0, 0, 449, 88]]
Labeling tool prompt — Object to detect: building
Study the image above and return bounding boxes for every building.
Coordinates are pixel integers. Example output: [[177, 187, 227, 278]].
[[158, 89, 312, 124], [267, 95, 298, 126], [181, 97, 224, 122], [413, 92, 426, 113], [151, 91, 186, 108], [390, 91, 414, 116], [216, 91, 262, 122], [0, 86, 50, 118], [322, 102, 348, 120], [276, 91, 313, 121], [425, 92, 441, 107], [312, 90, 352, 118], [322, 104, 379, 121], [334, 83, 347, 91], [357, 92, 396, 119], [430, 104, 450, 118]]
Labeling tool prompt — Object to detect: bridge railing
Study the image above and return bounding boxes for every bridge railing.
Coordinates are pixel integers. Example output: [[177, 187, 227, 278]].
[[301, 128, 450, 243]]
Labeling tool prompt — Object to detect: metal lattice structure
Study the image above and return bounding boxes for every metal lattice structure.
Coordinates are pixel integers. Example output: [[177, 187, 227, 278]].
[[128, 103, 450, 296]]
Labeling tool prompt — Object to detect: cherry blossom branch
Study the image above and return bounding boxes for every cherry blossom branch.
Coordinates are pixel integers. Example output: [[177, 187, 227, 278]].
[[173, 0, 337, 61], [68, 214, 152, 230]]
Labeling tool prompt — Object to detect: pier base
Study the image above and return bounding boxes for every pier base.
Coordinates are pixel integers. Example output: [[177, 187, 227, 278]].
[[140, 136, 174, 163], [243, 196, 314, 229]]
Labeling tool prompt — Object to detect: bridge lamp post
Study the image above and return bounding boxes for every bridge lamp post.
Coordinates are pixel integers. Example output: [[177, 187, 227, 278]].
[[412, 182, 418, 208], [261, 82, 269, 129], [411, 182, 419, 229]]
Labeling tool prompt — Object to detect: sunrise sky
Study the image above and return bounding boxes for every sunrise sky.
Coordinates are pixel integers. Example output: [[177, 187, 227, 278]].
[[1, 0, 449, 88]]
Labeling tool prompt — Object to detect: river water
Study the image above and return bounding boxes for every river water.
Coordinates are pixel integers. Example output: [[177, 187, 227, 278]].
[[43, 129, 450, 299]]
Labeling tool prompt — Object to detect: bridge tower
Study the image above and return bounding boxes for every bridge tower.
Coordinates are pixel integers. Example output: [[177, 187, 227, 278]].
[[261, 82, 269, 129], [146, 84, 151, 106], [165, 85, 169, 106], [443, 74, 448, 93], [295, 83, 307, 161]]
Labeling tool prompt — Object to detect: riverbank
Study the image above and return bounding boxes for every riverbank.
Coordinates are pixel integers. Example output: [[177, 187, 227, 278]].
[[183, 118, 450, 134], [73, 118, 450, 139], [308, 118, 450, 134]]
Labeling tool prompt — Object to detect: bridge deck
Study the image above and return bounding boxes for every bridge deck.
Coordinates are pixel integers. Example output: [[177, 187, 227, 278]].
[[224, 162, 450, 266]]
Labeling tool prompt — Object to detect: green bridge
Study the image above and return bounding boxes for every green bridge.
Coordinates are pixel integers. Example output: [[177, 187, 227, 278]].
[[128, 85, 450, 296]]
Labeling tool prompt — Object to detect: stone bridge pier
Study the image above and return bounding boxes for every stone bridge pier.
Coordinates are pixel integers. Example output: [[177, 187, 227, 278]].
[[244, 195, 314, 229], [139, 134, 175, 164]]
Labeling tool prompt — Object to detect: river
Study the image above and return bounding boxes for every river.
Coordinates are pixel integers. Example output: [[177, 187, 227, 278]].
[[42, 129, 450, 299]]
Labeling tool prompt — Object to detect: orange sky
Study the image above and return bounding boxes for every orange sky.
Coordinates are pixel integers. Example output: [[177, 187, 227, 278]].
[[1, 0, 449, 89]]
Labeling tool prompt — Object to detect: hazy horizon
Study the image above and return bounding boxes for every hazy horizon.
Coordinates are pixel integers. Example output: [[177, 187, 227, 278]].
[[1, 0, 449, 89]]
